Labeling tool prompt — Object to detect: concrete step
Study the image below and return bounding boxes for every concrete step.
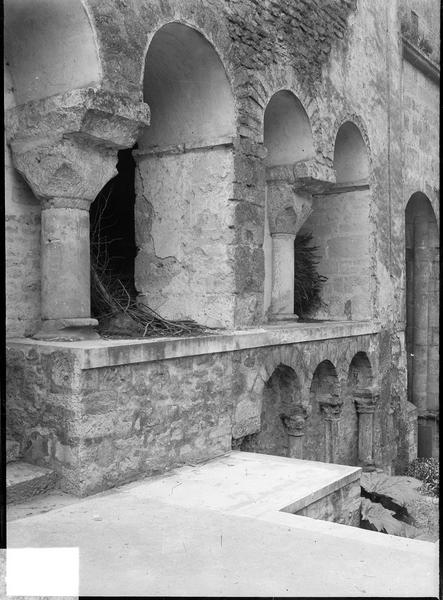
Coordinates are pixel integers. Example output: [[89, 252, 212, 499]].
[[6, 439, 21, 463], [7, 462, 57, 504]]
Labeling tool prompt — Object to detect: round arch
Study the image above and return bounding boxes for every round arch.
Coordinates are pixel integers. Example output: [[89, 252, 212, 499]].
[[333, 121, 370, 184], [240, 364, 302, 457], [304, 360, 340, 462], [4, 0, 101, 106], [140, 21, 236, 149], [263, 90, 314, 167]]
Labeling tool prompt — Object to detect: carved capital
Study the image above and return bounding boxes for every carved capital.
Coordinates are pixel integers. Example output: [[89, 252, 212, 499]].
[[11, 137, 118, 202], [266, 171, 312, 235], [354, 387, 380, 414], [5, 87, 150, 202], [319, 393, 343, 419], [281, 406, 310, 436]]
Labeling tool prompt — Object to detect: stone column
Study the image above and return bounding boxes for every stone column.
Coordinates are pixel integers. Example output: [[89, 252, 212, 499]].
[[354, 388, 379, 470], [266, 161, 335, 322], [271, 233, 296, 318], [281, 413, 308, 459], [38, 197, 97, 338], [412, 215, 432, 414], [319, 395, 343, 463], [5, 88, 150, 340]]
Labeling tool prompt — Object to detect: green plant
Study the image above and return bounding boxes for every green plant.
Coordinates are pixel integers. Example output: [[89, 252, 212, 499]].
[[406, 458, 439, 496], [294, 231, 327, 317]]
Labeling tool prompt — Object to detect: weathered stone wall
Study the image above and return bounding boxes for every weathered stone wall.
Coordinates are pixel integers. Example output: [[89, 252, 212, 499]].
[[295, 479, 361, 527], [4, 64, 41, 338], [402, 61, 439, 221], [300, 189, 373, 320], [134, 146, 237, 328], [7, 329, 404, 496]]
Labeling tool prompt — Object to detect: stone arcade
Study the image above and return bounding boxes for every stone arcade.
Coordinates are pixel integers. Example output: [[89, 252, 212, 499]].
[[5, 0, 439, 503]]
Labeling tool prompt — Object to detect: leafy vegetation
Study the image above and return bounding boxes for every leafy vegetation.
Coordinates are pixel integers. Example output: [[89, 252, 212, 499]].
[[294, 231, 327, 317], [406, 458, 439, 497], [360, 472, 422, 538], [360, 498, 417, 537]]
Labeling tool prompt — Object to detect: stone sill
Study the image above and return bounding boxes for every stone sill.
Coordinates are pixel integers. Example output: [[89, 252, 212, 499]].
[[7, 320, 380, 370], [402, 37, 440, 83]]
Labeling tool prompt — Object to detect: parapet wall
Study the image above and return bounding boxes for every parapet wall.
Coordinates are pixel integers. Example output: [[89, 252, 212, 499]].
[[6, 322, 412, 496]]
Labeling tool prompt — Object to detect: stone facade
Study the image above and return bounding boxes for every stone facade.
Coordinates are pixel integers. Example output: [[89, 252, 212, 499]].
[[4, 0, 439, 496]]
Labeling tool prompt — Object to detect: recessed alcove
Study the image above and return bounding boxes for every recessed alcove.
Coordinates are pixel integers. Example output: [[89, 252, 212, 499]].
[[298, 121, 372, 321], [135, 22, 236, 328], [240, 364, 302, 457], [340, 352, 373, 466], [263, 91, 315, 318], [304, 360, 340, 462], [4, 0, 100, 105], [405, 192, 439, 457], [140, 22, 235, 150]]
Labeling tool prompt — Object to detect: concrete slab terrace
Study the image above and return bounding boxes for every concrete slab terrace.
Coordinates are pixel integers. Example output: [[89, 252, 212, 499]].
[[7, 452, 438, 597]]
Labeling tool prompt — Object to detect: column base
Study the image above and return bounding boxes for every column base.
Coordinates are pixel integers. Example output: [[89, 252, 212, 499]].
[[269, 313, 299, 322], [33, 318, 100, 341]]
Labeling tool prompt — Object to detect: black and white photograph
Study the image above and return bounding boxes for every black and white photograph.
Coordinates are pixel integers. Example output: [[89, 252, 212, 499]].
[[2, 0, 439, 596]]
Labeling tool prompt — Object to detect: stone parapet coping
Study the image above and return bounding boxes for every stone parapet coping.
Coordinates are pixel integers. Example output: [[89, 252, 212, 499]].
[[7, 320, 380, 370]]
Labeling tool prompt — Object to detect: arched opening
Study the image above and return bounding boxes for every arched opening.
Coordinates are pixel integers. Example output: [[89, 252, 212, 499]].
[[343, 352, 373, 465], [4, 0, 100, 105], [304, 360, 340, 462], [405, 193, 439, 458], [263, 91, 314, 168], [240, 364, 302, 457], [263, 91, 315, 318], [140, 22, 235, 150], [333, 122, 369, 185], [90, 148, 137, 333], [299, 121, 372, 320], [135, 22, 236, 328]]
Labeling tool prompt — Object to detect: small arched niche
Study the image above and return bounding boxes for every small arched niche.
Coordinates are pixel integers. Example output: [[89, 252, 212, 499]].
[[4, 0, 101, 105], [333, 121, 369, 184], [264, 91, 314, 167], [141, 22, 235, 149], [304, 360, 339, 462], [405, 193, 439, 458], [240, 364, 301, 457], [348, 352, 373, 389]]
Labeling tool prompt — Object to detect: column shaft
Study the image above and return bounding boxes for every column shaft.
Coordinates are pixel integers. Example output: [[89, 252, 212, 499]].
[[357, 411, 374, 467], [271, 233, 295, 317]]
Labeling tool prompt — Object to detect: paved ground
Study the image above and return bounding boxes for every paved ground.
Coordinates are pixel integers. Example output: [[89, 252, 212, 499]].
[[7, 452, 439, 597]]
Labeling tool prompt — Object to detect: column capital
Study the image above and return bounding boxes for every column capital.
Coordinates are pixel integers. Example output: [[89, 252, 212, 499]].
[[319, 393, 343, 419], [281, 406, 310, 437], [354, 387, 380, 413], [5, 87, 150, 203]]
